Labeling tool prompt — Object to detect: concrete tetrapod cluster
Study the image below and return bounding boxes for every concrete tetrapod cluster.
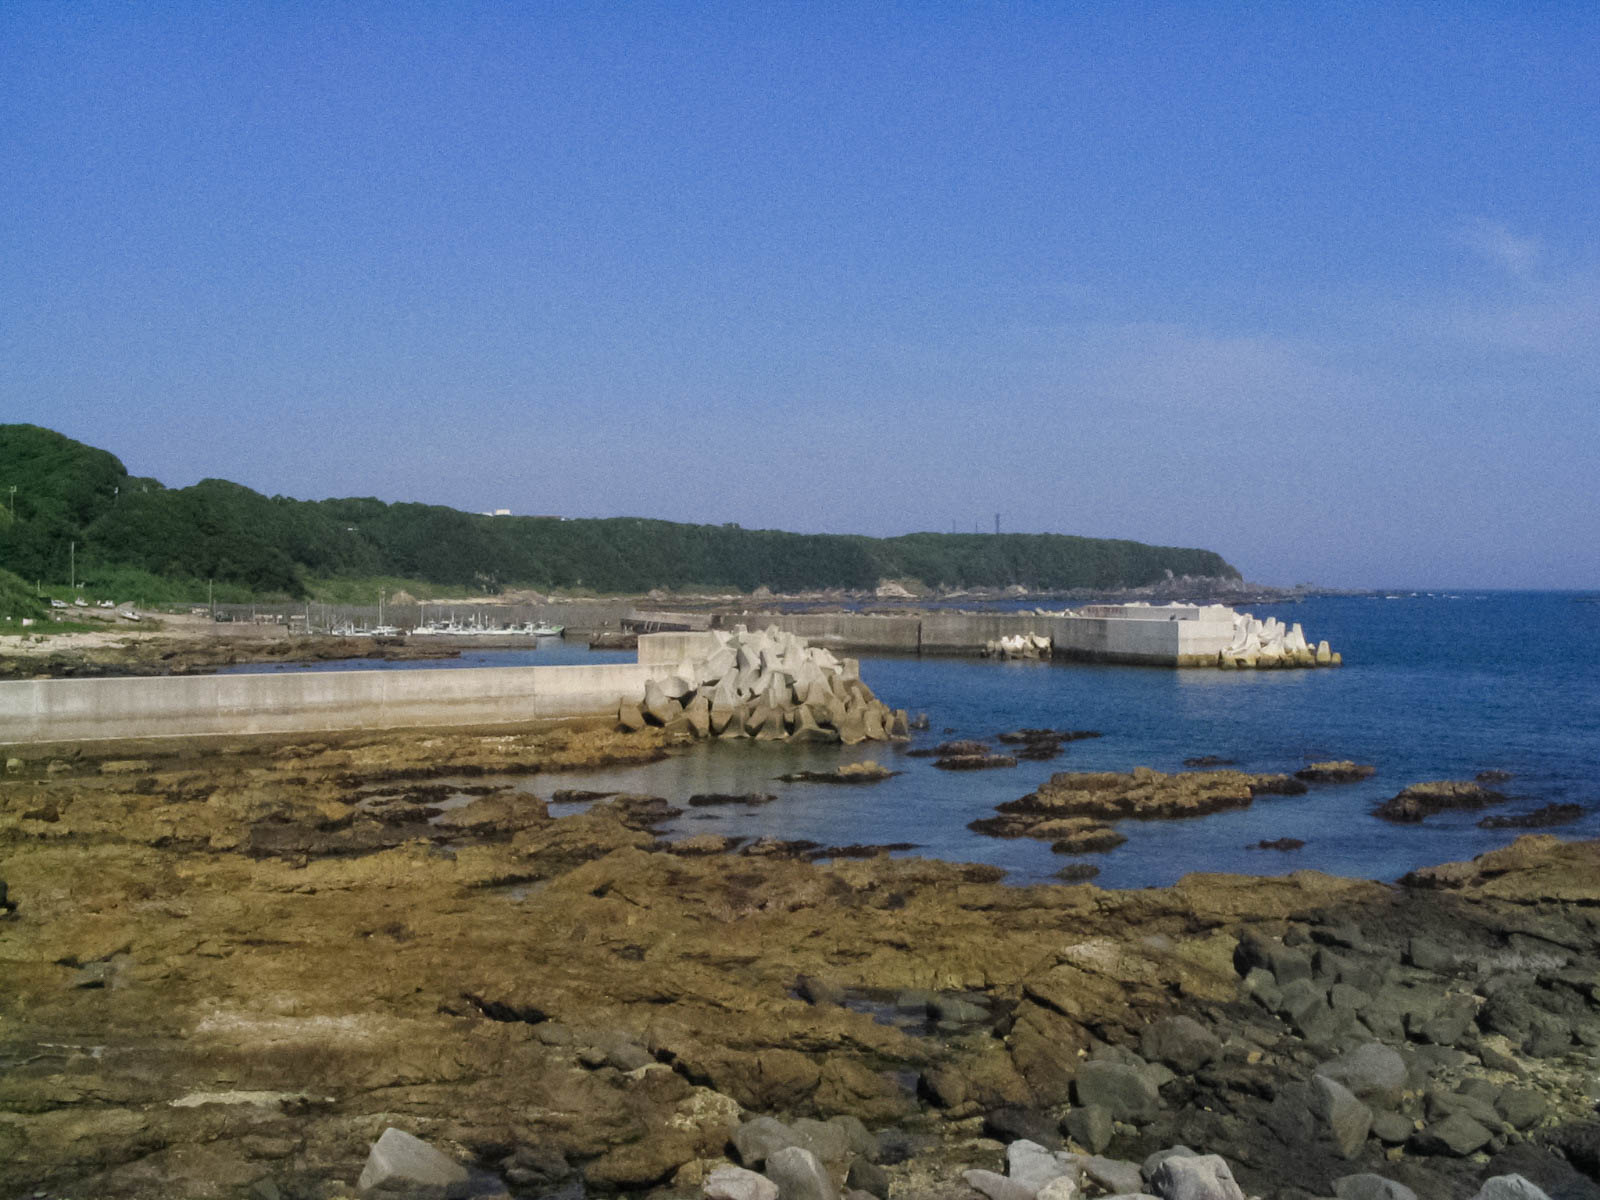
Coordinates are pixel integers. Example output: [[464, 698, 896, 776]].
[[983, 633, 1053, 659], [619, 625, 909, 745], [1218, 608, 1340, 670]]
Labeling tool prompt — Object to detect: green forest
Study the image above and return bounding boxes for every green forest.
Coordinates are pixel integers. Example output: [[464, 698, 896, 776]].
[[0, 424, 1239, 601]]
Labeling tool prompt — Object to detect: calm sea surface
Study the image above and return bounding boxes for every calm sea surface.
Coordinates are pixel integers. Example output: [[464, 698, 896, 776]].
[[224, 592, 1600, 888]]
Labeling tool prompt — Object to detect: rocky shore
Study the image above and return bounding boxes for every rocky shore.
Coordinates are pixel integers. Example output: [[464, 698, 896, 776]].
[[4, 729, 1600, 1200]]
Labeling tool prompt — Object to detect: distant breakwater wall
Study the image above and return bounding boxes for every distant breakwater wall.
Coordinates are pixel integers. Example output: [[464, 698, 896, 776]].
[[0, 660, 677, 745], [724, 610, 1238, 666]]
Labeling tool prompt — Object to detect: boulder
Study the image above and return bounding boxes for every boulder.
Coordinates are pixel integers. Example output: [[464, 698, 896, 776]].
[[356, 1128, 472, 1199], [1006, 1139, 1077, 1190], [1083, 1156, 1143, 1195], [1064, 1105, 1115, 1153], [962, 1169, 1037, 1200], [618, 702, 647, 732], [1312, 1074, 1373, 1159], [734, 1117, 801, 1167], [1470, 1177, 1554, 1200], [1332, 1175, 1418, 1200], [1139, 1015, 1222, 1074], [706, 1166, 780, 1200], [1317, 1042, 1408, 1107], [765, 1146, 839, 1200], [1411, 1112, 1493, 1157], [1146, 1153, 1245, 1200], [1072, 1060, 1160, 1123]]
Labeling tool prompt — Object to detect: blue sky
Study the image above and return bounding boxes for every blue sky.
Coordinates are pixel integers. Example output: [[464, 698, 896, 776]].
[[4, 4, 1596, 588]]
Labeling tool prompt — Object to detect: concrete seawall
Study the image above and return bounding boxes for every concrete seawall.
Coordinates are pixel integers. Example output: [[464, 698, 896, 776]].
[[0, 661, 677, 745], [736, 611, 1240, 665]]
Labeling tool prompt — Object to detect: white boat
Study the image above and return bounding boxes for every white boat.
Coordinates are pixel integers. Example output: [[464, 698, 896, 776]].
[[529, 623, 564, 637], [371, 625, 401, 637]]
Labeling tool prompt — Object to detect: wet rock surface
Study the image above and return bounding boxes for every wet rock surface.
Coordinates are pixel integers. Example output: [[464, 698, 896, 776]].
[[1376, 780, 1510, 823], [5, 728, 1600, 1200]]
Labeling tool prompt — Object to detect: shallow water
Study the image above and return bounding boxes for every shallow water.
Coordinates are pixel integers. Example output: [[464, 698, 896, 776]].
[[228, 592, 1600, 888]]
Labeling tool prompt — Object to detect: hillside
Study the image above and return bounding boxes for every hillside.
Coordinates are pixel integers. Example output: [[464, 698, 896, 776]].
[[0, 424, 1240, 599]]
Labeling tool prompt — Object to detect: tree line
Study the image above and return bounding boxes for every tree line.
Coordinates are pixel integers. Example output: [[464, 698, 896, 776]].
[[0, 424, 1238, 599]]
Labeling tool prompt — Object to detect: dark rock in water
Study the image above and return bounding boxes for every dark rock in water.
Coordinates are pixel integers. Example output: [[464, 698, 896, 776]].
[[1250, 837, 1306, 851], [550, 789, 617, 804], [907, 739, 990, 759], [935, 754, 1018, 771], [1251, 775, 1311, 796], [1479, 804, 1582, 829], [777, 763, 899, 784], [1296, 761, 1378, 783], [1184, 755, 1237, 767], [803, 843, 918, 862], [1054, 863, 1101, 883], [1477, 769, 1515, 784], [1049, 823, 1126, 854], [689, 792, 776, 807], [1015, 741, 1063, 761], [1375, 780, 1507, 822], [997, 728, 1102, 744]]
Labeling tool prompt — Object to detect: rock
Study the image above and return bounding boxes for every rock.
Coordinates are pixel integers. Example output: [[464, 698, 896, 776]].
[[706, 1165, 781, 1200], [1083, 1157, 1143, 1195], [1332, 1175, 1418, 1200], [356, 1128, 472, 1199], [1312, 1074, 1373, 1159], [1317, 1042, 1408, 1106], [618, 701, 647, 732], [1073, 1060, 1161, 1123], [1146, 1153, 1246, 1200], [1140, 1016, 1223, 1074], [789, 1117, 850, 1164], [1411, 1112, 1493, 1157], [1471, 1179, 1554, 1200], [765, 1146, 839, 1200], [845, 1159, 889, 1199], [1296, 762, 1377, 783], [1479, 805, 1583, 830], [1370, 1112, 1415, 1144], [1141, 1146, 1198, 1180], [734, 1117, 801, 1167], [935, 753, 1018, 771], [1496, 1087, 1549, 1130], [1036, 1179, 1079, 1200], [1007, 1138, 1076, 1190], [962, 1168, 1037, 1200], [1064, 1105, 1114, 1153], [981, 1105, 1061, 1147], [1376, 780, 1508, 822]]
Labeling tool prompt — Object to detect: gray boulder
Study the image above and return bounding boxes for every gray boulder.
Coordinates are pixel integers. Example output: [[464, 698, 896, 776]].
[[1312, 1074, 1373, 1159], [1471, 1177, 1554, 1200], [962, 1169, 1037, 1200], [1074, 1060, 1161, 1123], [766, 1146, 839, 1200], [1141, 1146, 1198, 1180], [734, 1116, 800, 1167], [789, 1117, 849, 1164], [1146, 1153, 1245, 1200], [1006, 1139, 1077, 1190], [1333, 1174, 1418, 1200], [356, 1128, 471, 1199], [1084, 1157, 1145, 1195], [705, 1165, 781, 1200], [1317, 1042, 1408, 1106], [845, 1159, 888, 1200], [1411, 1112, 1493, 1157], [1140, 1016, 1222, 1074], [1064, 1105, 1114, 1154]]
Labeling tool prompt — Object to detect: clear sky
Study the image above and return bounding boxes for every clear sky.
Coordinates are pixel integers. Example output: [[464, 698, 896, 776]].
[[4, 4, 1596, 589]]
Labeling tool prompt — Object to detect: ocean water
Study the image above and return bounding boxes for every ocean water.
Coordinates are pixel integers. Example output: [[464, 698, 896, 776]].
[[227, 593, 1600, 888]]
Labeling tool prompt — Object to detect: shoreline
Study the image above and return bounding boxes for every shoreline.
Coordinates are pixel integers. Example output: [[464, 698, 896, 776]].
[[4, 724, 1600, 1198]]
